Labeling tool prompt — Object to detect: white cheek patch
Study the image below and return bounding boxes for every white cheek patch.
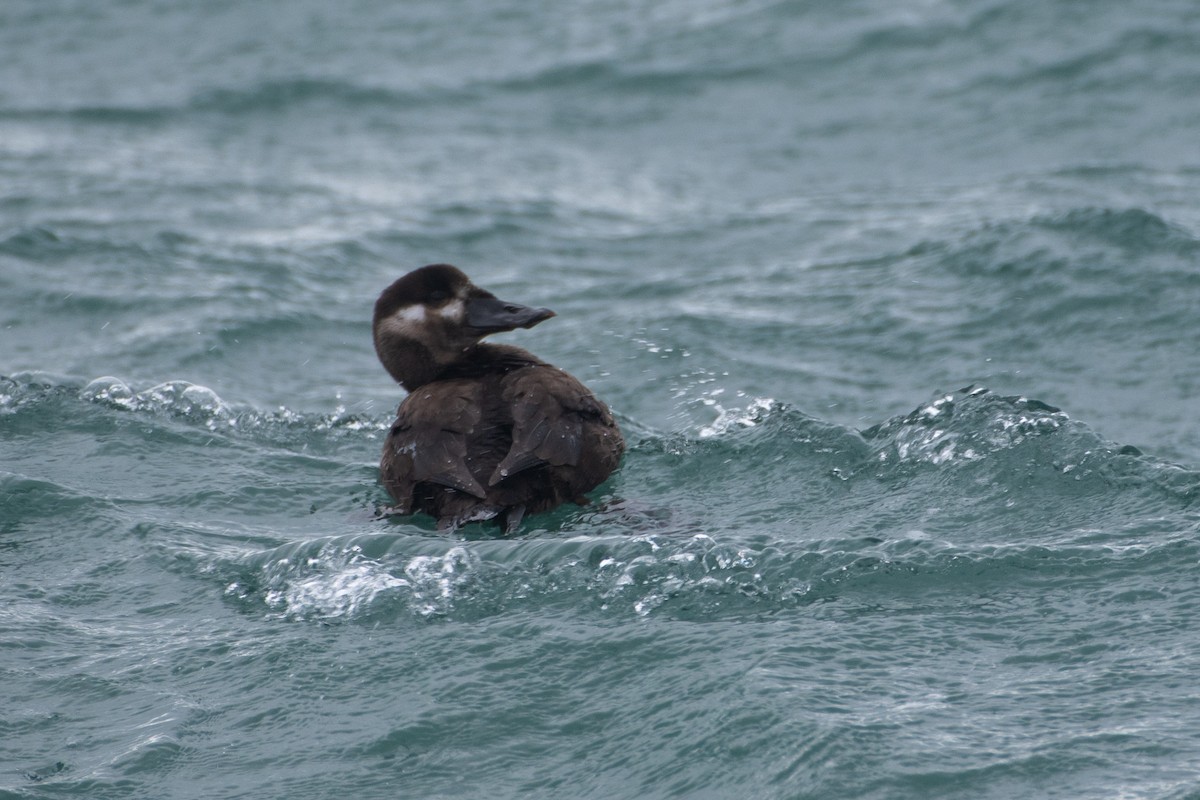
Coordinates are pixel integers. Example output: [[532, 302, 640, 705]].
[[437, 299, 464, 321], [380, 306, 427, 340], [397, 305, 427, 323], [379, 299, 469, 361]]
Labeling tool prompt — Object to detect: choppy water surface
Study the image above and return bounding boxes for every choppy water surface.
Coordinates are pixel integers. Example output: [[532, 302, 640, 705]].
[[3, 1, 1200, 798]]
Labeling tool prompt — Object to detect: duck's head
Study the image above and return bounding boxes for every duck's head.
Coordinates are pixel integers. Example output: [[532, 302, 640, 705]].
[[373, 264, 555, 389]]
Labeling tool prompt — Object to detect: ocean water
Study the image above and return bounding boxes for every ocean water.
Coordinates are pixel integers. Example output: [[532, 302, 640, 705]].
[[3, 0, 1200, 797]]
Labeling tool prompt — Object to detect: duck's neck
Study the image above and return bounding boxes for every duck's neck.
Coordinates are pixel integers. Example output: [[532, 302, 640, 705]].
[[375, 338, 451, 391], [377, 341, 546, 392]]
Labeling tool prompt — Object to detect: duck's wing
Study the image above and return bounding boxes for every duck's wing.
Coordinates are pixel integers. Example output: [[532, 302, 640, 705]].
[[382, 383, 487, 510], [488, 367, 611, 486]]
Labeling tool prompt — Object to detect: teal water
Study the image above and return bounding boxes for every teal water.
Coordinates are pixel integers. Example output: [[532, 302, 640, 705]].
[[3, 1, 1200, 798]]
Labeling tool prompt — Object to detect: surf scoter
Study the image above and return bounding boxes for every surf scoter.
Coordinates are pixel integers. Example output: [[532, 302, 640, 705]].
[[373, 264, 625, 532]]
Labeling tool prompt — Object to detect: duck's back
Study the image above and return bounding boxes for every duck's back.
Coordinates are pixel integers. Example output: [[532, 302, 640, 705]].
[[380, 345, 624, 529]]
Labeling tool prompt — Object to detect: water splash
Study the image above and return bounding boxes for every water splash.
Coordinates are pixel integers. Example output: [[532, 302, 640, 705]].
[[697, 393, 780, 439], [231, 540, 491, 621], [235, 543, 410, 621], [77, 375, 386, 438], [219, 530, 814, 624], [82, 376, 233, 428], [594, 532, 778, 617], [863, 385, 1070, 466], [400, 547, 481, 618]]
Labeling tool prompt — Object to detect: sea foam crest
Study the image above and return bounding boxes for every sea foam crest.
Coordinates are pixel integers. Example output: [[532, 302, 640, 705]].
[[0, 376, 17, 414], [401, 547, 481, 617], [243, 542, 483, 621], [590, 533, 789, 617], [227, 530, 808, 623], [248, 543, 410, 621], [697, 392, 780, 438], [79, 375, 386, 437], [81, 376, 232, 428], [864, 386, 1070, 466]]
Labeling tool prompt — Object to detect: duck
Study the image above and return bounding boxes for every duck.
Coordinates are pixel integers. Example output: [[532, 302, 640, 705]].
[[373, 264, 625, 532]]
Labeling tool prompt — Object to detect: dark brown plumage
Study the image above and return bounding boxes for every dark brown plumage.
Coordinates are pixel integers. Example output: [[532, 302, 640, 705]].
[[373, 264, 625, 532]]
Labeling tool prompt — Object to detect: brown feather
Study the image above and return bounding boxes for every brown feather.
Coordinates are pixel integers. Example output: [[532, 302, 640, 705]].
[[374, 266, 625, 531]]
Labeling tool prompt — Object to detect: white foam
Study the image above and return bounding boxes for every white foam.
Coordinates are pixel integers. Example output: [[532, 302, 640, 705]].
[[698, 396, 778, 439], [274, 561, 409, 620]]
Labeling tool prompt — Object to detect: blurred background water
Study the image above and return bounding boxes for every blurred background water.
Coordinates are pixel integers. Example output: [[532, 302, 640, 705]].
[[3, 1, 1200, 798]]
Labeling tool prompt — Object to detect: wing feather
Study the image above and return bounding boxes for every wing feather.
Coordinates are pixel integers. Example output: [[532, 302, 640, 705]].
[[384, 383, 487, 500], [488, 368, 602, 486]]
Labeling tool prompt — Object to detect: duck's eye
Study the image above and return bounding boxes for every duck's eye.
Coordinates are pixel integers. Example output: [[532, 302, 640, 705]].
[[428, 290, 449, 303]]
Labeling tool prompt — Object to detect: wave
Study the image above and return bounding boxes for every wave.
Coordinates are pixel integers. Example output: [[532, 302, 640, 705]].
[[75, 375, 385, 446], [6, 374, 1196, 625], [0, 374, 378, 441], [8, 373, 1194, 486], [1033, 207, 1200, 256], [3, 0, 1196, 128], [904, 205, 1199, 272], [9, 371, 1196, 481], [211, 508, 1200, 625], [0, 77, 443, 124], [948, 27, 1200, 95], [0, 224, 160, 265], [858, 204, 1200, 354], [3, 372, 1172, 624], [856, 386, 1198, 508], [0, 374, 384, 525]]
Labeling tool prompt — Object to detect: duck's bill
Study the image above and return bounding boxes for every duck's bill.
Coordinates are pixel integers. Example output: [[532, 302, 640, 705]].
[[466, 295, 556, 333]]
